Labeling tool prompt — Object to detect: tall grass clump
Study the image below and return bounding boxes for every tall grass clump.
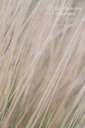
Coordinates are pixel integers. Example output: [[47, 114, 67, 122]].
[[0, 0, 85, 128]]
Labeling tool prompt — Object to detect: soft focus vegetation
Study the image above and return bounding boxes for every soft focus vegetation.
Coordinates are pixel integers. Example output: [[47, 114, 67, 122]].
[[0, 0, 85, 128]]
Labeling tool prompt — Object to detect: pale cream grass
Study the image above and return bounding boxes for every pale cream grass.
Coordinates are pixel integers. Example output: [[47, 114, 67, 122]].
[[0, 0, 85, 128]]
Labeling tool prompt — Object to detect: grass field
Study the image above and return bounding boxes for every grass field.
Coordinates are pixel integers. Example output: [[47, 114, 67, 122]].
[[0, 0, 85, 128]]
